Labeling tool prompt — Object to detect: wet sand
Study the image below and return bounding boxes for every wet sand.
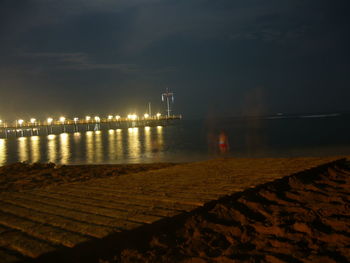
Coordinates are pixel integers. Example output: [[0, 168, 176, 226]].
[[0, 157, 348, 262], [0, 162, 176, 192]]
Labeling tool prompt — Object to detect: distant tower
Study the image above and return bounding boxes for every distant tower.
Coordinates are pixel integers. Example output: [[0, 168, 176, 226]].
[[161, 88, 174, 117]]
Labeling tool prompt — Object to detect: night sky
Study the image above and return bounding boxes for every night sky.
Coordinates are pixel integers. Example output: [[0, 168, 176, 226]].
[[0, 0, 349, 120]]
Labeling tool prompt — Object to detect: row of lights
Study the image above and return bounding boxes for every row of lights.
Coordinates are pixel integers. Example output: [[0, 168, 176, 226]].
[[0, 113, 162, 126]]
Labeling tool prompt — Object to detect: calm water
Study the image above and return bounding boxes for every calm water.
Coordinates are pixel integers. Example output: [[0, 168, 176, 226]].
[[1, 115, 350, 166]]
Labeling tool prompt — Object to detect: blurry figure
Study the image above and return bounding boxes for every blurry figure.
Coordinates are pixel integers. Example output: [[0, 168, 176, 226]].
[[218, 131, 229, 154], [151, 139, 161, 153]]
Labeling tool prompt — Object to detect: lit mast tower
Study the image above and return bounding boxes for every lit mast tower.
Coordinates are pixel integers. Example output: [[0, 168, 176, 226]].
[[161, 88, 174, 117]]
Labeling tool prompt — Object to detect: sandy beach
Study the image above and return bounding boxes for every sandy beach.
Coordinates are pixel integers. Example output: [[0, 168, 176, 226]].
[[0, 157, 349, 262], [116, 159, 350, 263], [0, 162, 176, 192]]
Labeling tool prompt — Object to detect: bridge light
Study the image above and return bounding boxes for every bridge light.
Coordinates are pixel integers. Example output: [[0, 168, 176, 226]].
[[108, 115, 113, 120], [128, 114, 137, 121], [18, 119, 24, 126], [47, 118, 53, 124], [94, 116, 100, 122], [73, 117, 79, 122], [156, 113, 161, 118], [59, 117, 66, 123], [85, 116, 91, 121], [30, 118, 36, 124], [115, 115, 121, 120], [144, 113, 149, 119]]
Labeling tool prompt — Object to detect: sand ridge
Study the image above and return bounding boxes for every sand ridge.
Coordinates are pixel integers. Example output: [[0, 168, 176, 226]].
[[0, 157, 347, 262], [116, 160, 350, 262], [0, 162, 176, 192]]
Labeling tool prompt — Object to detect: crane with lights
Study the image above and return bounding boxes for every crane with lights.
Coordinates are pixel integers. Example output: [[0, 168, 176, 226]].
[[161, 88, 174, 117]]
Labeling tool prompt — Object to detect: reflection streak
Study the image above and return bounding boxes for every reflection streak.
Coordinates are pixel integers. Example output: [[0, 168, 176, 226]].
[[59, 133, 70, 164], [30, 136, 40, 163], [0, 139, 6, 166], [144, 126, 151, 156], [18, 137, 29, 162], [116, 129, 123, 158], [128, 127, 140, 161], [156, 126, 164, 154], [108, 130, 116, 161], [73, 132, 82, 160], [95, 131, 102, 163], [47, 134, 57, 163], [86, 131, 94, 163]]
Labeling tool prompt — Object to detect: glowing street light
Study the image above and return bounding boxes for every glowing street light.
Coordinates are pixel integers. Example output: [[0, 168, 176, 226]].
[[144, 113, 149, 119], [94, 116, 101, 131], [46, 117, 53, 134], [128, 114, 137, 121], [59, 116, 66, 133], [16, 119, 24, 136], [29, 118, 37, 136], [85, 116, 91, 131], [115, 115, 120, 120], [73, 118, 79, 132], [47, 118, 53, 124], [156, 113, 161, 119], [18, 119, 24, 126], [107, 115, 114, 129]]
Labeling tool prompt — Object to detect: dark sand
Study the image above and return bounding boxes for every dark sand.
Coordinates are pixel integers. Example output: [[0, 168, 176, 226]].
[[0, 158, 349, 262], [107, 159, 350, 263], [0, 162, 175, 192]]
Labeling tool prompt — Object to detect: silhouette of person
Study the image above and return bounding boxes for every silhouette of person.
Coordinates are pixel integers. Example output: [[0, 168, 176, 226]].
[[218, 131, 229, 154]]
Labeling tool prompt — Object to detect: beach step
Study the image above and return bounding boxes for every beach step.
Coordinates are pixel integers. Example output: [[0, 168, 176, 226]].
[[0, 157, 344, 262]]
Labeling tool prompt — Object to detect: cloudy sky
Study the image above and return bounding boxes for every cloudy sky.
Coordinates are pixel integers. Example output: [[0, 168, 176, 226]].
[[0, 0, 349, 120]]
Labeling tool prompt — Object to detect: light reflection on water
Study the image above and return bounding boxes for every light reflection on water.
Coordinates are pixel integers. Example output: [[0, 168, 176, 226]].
[[73, 132, 82, 161], [95, 131, 102, 163], [108, 129, 116, 160], [157, 126, 164, 154], [116, 129, 123, 158], [47, 134, 57, 163], [59, 133, 70, 164], [2, 117, 349, 166], [144, 126, 151, 156], [18, 137, 29, 162], [86, 131, 94, 163], [0, 139, 6, 166], [128, 127, 140, 162], [30, 136, 40, 163], [4, 127, 167, 165]]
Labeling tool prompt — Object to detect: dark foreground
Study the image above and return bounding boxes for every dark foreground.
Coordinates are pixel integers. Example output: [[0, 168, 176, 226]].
[[0, 157, 348, 262], [109, 159, 350, 263], [0, 162, 175, 192]]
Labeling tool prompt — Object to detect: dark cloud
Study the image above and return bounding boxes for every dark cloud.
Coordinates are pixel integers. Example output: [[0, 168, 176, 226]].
[[0, 0, 349, 120]]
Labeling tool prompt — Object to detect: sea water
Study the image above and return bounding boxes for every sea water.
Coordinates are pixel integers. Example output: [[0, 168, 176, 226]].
[[0, 114, 349, 166]]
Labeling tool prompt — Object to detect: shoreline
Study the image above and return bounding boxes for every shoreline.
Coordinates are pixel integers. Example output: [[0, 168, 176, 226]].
[[1, 156, 349, 193], [0, 162, 177, 192]]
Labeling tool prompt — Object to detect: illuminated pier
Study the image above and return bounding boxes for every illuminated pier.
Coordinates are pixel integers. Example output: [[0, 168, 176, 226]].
[[0, 114, 181, 138]]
